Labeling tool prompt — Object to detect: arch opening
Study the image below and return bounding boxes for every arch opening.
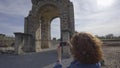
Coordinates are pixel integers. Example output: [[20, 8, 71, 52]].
[[51, 18, 60, 40], [50, 18, 60, 47]]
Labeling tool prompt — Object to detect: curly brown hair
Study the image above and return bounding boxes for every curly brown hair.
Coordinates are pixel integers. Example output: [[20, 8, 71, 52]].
[[70, 32, 103, 64]]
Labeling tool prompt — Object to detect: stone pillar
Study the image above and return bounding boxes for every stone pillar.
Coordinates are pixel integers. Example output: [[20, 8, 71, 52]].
[[60, 11, 71, 58], [30, 15, 41, 52], [23, 34, 34, 52], [24, 17, 28, 33], [24, 15, 36, 52], [35, 23, 41, 52], [14, 33, 24, 54], [69, 2, 75, 37], [35, 39, 41, 52], [41, 20, 50, 49], [61, 30, 70, 58]]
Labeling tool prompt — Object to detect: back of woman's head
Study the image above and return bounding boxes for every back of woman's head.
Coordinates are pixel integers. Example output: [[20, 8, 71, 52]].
[[70, 32, 103, 64]]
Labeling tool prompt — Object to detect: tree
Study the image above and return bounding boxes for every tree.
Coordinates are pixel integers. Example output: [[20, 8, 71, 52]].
[[106, 34, 114, 39]]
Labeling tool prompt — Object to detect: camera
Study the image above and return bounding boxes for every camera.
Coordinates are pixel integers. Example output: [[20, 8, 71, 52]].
[[60, 42, 67, 47]]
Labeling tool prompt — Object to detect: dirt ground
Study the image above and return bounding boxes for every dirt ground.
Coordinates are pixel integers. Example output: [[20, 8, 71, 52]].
[[102, 45, 120, 68], [0, 43, 119, 68], [44, 44, 120, 68]]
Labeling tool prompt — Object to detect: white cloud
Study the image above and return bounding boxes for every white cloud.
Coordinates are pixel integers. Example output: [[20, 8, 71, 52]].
[[71, 0, 120, 36], [0, 0, 120, 38], [76, 17, 120, 36], [0, 23, 24, 36], [97, 0, 116, 9], [0, 0, 32, 16], [0, 0, 31, 36]]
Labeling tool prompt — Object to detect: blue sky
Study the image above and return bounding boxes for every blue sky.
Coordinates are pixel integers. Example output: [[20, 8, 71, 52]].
[[0, 0, 120, 39]]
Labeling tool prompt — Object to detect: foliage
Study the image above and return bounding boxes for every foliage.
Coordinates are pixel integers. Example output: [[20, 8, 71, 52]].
[[96, 34, 120, 40]]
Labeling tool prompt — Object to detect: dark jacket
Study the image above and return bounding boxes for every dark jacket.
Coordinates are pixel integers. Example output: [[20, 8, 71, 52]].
[[53, 60, 101, 68]]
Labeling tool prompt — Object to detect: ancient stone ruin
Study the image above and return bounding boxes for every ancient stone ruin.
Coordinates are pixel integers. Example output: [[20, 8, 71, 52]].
[[14, 0, 75, 54]]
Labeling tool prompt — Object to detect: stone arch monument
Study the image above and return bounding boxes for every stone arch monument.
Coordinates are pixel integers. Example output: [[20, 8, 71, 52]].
[[14, 0, 75, 54]]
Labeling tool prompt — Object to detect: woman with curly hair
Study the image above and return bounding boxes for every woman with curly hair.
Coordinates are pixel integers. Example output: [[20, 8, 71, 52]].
[[54, 32, 103, 68]]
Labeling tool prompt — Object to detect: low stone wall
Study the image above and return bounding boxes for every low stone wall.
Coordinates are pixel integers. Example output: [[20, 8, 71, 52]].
[[50, 40, 60, 46], [0, 47, 15, 54], [103, 41, 120, 46]]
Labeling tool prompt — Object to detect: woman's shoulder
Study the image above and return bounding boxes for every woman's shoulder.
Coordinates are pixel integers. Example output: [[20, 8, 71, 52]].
[[68, 60, 101, 68]]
